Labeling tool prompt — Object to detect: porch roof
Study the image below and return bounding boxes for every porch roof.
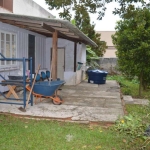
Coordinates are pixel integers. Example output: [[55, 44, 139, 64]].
[[0, 13, 97, 47]]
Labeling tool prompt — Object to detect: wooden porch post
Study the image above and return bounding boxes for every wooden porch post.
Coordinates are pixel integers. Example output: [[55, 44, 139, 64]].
[[74, 42, 77, 72], [52, 30, 58, 80]]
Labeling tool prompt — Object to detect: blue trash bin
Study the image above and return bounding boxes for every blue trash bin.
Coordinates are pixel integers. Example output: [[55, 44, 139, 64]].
[[87, 69, 108, 84]]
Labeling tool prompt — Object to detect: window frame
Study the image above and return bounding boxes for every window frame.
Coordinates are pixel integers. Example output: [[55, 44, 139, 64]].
[[0, 30, 17, 68]]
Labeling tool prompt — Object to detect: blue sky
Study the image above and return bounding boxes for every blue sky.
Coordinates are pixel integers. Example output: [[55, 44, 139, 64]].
[[33, 0, 120, 31]]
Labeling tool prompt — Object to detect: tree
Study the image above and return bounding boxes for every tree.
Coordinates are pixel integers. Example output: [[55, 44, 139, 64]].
[[112, 8, 150, 96], [46, 0, 107, 58], [45, 0, 149, 20], [74, 5, 107, 57]]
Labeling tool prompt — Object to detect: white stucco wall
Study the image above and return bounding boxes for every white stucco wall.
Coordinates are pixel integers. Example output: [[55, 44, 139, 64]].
[[13, 0, 54, 18], [46, 38, 86, 85], [77, 43, 86, 63]]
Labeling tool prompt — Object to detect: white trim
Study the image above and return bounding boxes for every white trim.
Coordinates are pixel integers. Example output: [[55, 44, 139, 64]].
[[0, 30, 17, 68]]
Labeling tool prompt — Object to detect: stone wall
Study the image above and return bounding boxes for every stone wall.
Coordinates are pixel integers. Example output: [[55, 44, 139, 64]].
[[98, 57, 119, 74]]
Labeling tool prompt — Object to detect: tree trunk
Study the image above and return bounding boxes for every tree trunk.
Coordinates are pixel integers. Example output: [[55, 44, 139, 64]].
[[139, 72, 143, 97]]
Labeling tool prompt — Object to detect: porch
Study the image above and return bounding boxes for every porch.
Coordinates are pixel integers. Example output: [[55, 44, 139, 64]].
[[0, 80, 124, 123]]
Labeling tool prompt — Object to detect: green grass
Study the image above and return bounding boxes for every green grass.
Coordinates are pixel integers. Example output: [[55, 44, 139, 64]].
[[0, 115, 126, 150], [107, 75, 150, 99]]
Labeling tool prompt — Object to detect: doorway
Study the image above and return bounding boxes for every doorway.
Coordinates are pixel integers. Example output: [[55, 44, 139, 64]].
[[57, 48, 65, 80], [28, 34, 35, 73]]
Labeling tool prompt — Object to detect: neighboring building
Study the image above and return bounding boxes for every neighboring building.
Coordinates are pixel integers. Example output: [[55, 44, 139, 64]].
[[0, 0, 54, 18], [97, 31, 117, 58]]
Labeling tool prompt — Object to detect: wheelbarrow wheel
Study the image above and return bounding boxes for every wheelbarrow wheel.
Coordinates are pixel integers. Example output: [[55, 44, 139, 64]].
[[52, 95, 63, 105]]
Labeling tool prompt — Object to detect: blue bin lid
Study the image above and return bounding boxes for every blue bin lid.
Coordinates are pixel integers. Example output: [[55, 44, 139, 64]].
[[87, 69, 108, 74]]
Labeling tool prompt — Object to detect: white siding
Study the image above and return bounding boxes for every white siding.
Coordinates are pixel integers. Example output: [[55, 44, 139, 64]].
[[0, 21, 87, 89], [0, 21, 47, 91]]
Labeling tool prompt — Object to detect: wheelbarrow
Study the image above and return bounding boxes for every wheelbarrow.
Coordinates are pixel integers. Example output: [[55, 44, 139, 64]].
[[26, 80, 65, 105]]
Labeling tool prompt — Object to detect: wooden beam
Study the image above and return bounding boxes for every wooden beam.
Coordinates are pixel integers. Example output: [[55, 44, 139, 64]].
[[74, 42, 77, 72], [0, 19, 15, 24], [42, 22, 55, 32], [0, 17, 62, 27], [15, 21, 42, 27], [28, 29, 51, 37], [53, 27, 69, 32], [45, 22, 62, 27], [28, 28, 51, 34], [0, 16, 43, 24], [67, 35, 79, 38], [52, 30, 58, 80], [28, 26, 52, 33], [61, 32, 75, 36]]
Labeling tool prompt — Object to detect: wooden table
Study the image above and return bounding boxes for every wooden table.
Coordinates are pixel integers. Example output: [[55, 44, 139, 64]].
[[2, 80, 25, 99], [6, 85, 19, 99]]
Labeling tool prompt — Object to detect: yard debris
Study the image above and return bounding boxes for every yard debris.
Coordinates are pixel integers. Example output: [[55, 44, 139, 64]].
[[65, 134, 73, 142]]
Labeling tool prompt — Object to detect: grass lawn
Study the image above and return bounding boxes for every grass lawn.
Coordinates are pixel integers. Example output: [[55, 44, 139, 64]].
[[0, 75, 150, 150], [0, 115, 126, 150]]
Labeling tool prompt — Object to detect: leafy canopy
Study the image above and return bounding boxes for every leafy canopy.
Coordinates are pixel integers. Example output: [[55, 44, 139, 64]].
[[45, 0, 107, 58], [45, 0, 150, 20], [112, 7, 150, 94]]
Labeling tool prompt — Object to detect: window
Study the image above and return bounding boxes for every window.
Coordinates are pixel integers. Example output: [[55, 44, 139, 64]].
[[0, 31, 17, 66]]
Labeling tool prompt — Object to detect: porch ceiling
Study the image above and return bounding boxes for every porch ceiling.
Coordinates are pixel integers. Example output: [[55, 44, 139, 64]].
[[0, 13, 97, 47]]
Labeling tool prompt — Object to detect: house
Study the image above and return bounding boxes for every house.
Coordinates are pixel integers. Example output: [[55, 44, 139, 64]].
[[97, 31, 116, 58], [0, 0, 54, 18], [0, 13, 97, 92]]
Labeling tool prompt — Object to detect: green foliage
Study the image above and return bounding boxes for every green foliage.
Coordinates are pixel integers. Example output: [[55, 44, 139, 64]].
[[71, 19, 76, 25], [45, 0, 107, 20], [86, 47, 99, 60], [107, 75, 150, 98], [113, 114, 146, 139], [112, 0, 149, 18], [114, 104, 150, 149], [74, 5, 107, 57], [45, 0, 107, 58], [112, 8, 150, 95], [86, 46, 101, 69], [45, 0, 150, 20]]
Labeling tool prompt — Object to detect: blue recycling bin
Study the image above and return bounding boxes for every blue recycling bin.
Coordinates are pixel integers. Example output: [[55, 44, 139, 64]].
[[87, 69, 108, 84]]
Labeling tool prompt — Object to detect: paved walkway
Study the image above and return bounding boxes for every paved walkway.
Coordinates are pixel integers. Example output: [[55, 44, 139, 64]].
[[0, 80, 124, 123]]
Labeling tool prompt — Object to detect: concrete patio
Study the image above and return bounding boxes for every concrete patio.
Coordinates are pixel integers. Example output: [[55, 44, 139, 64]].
[[0, 80, 124, 123]]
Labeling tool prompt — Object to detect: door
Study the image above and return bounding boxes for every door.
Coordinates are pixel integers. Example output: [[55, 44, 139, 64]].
[[57, 48, 65, 80], [28, 34, 35, 73]]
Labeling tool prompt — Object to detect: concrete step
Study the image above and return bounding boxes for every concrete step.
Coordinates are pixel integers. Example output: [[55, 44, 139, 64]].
[[60, 96, 122, 108], [123, 95, 149, 105], [123, 95, 134, 104], [60, 89, 120, 98], [132, 99, 149, 105]]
